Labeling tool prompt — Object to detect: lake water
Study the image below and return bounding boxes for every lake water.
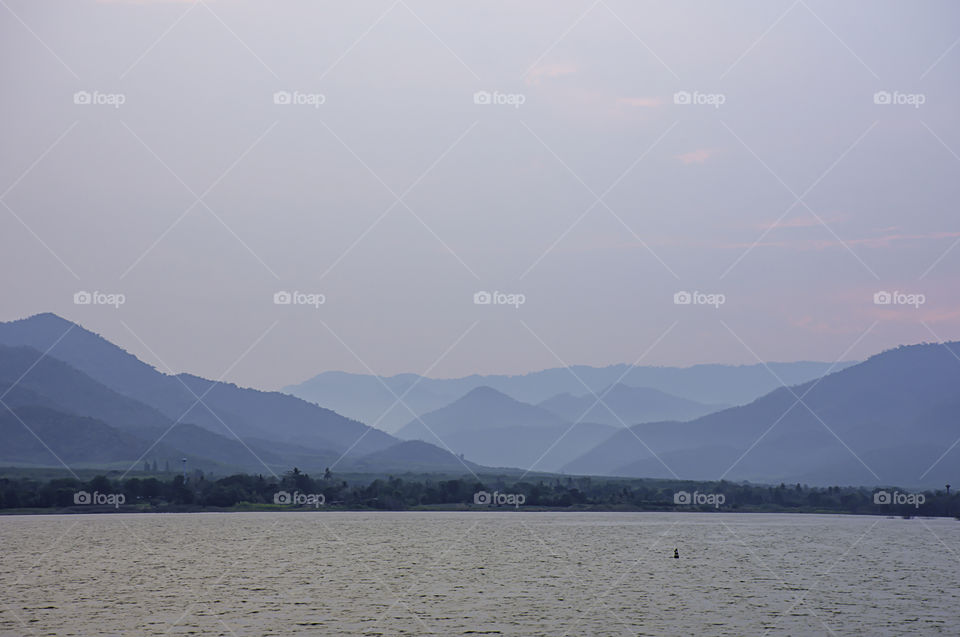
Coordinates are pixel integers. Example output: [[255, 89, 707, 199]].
[[1, 512, 957, 636]]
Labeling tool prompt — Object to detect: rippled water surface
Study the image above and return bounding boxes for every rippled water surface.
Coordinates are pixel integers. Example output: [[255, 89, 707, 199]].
[[1, 512, 958, 636]]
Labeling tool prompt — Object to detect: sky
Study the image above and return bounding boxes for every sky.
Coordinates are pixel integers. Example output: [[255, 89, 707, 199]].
[[1, 0, 959, 390]]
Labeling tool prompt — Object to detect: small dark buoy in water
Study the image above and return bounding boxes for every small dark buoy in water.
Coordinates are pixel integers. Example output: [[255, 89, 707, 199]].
[[673, 548, 679, 559]]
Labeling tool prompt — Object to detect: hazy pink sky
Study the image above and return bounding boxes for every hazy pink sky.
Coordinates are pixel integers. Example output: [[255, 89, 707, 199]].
[[1, 0, 958, 389]]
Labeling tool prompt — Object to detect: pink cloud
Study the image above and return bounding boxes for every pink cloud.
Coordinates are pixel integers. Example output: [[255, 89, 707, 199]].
[[97, 0, 198, 3], [616, 96, 665, 108], [525, 63, 578, 86], [677, 148, 714, 164], [757, 214, 846, 231], [724, 231, 960, 251]]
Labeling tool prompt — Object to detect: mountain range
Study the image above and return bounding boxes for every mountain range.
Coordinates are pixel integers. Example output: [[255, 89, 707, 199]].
[[563, 342, 960, 488], [284, 360, 856, 432], [395, 386, 617, 472], [0, 314, 476, 475], [0, 313, 956, 488]]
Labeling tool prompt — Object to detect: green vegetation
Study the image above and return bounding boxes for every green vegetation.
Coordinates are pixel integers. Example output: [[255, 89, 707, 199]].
[[0, 467, 957, 517]]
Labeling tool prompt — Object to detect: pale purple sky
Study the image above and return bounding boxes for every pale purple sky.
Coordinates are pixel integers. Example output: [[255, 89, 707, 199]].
[[1, 0, 958, 389]]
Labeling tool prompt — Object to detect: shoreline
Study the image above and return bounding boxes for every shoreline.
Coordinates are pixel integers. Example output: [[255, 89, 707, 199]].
[[2, 504, 955, 518]]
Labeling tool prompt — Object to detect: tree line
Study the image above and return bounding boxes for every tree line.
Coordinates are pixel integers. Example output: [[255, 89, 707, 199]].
[[0, 468, 956, 517]]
